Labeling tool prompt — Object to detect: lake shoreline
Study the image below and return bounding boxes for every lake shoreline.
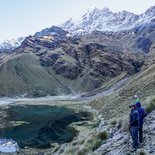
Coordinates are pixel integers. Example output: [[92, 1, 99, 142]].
[[0, 97, 100, 155]]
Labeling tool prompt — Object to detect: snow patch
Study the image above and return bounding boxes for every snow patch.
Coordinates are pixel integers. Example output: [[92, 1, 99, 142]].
[[60, 6, 155, 35], [0, 139, 19, 153]]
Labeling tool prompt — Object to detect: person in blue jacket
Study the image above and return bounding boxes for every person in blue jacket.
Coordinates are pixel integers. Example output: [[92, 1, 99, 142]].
[[129, 103, 139, 151], [136, 102, 147, 144]]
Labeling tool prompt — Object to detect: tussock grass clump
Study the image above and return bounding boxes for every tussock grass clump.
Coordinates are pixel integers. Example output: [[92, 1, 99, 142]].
[[122, 120, 129, 132], [146, 97, 155, 113], [72, 132, 103, 155], [139, 152, 146, 155], [76, 147, 88, 155], [137, 149, 146, 155], [116, 119, 123, 129], [98, 131, 108, 140], [92, 139, 102, 151], [110, 119, 117, 126]]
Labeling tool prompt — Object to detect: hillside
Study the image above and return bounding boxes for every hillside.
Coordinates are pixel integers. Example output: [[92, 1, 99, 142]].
[[89, 44, 155, 120], [0, 54, 71, 97], [0, 29, 145, 97]]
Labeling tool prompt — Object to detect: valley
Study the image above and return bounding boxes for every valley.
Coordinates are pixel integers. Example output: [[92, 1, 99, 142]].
[[0, 5, 155, 155]]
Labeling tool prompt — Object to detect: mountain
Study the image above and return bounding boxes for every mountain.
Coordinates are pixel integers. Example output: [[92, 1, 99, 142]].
[[0, 6, 155, 155], [0, 37, 25, 53], [60, 6, 155, 35], [1, 6, 154, 53], [0, 6, 155, 97], [0, 25, 146, 97]]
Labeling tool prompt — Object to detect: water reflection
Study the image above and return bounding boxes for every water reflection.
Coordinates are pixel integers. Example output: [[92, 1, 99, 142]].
[[0, 105, 91, 148]]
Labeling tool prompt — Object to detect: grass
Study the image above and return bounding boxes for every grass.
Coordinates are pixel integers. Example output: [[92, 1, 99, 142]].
[[137, 149, 146, 155], [116, 119, 123, 129], [92, 139, 102, 151], [110, 119, 117, 126], [89, 63, 155, 120], [139, 152, 146, 155], [0, 54, 71, 97], [122, 118, 130, 132], [98, 130, 108, 140], [146, 97, 155, 113], [76, 148, 88, 155]]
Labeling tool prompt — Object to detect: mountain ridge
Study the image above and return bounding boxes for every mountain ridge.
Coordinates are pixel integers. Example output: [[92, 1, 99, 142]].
[[0, 6, 154, 52], [60, 6, 155, 35], [0, 6, 154, 97]]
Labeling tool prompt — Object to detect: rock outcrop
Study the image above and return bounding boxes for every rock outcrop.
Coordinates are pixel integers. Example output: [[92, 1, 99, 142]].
[[0, 24, 149, 97]]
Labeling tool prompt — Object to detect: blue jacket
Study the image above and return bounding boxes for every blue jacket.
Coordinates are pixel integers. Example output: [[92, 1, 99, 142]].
[[136, 102, 147, 125], [129, 108, 139, 127]]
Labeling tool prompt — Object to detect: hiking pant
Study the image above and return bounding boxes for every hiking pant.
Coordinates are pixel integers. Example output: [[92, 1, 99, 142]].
[[139, 125, 143, 143], [130, 126, 139, 149]]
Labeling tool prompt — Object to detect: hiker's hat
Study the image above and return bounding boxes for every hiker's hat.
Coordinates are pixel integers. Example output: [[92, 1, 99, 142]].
[[129, 102, 136, 107], [133, 95, 138, 99]]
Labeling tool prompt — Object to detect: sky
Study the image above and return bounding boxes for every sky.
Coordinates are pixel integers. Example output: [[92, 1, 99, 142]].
[[0, 0, 155, 42]]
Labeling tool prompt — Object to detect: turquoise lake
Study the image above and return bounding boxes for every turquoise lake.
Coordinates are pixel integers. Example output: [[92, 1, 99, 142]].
[[0, 105, 91, 148]]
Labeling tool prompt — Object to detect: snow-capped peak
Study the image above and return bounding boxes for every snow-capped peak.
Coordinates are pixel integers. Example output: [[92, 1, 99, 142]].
[[0, 37, 25, 52], [60, 6, 155, 35]]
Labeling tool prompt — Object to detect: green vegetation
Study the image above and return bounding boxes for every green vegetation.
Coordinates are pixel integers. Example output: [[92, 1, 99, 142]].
[[90, 63, 155, 120], [138, 149, 146, 155], [92, 139, 102, 151], [76, 147, 88, 155], [146, 97, 155, 113], [116, 119, 123, 129], [110, 119, 117, 126], [0, 54, 71, 97], [122, 119, 130, 132], [98, 131, 108, 140], [139, 152, 146, 155]]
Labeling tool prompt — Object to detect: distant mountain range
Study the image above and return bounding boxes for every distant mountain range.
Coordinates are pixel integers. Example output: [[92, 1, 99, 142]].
[[60, 6, 155, 35], [0, 37, 25, 53], [0, 6, 155, 52], [0, 6, 155, 97]]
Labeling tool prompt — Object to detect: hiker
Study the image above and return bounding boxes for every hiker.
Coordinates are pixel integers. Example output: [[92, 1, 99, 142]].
[[128, 103, 139, 151], [133, 95, 141, 103], [136, 102, 147, 144]]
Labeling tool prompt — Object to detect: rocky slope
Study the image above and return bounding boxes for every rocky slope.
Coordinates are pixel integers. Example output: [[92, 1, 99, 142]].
[[94, 109, 155, 155], [0, 25, 146, 97], [89, 44, 155, 120]]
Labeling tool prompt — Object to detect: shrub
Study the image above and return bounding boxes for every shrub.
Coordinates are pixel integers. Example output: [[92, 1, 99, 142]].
[[98, 131, 108, 140], [138, 149, 146, 155], [92, 139, 102, 151], [146, 98, 155, 113], [139, 152, 146, 155], [110, 119, 117, 126], [116, 119, 123, 129], [76, 147, 88, 155], [122, 120, 130, 132]]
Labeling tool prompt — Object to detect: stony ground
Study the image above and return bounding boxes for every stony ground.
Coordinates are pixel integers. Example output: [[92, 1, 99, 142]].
[[95, 109, 155, 155]]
